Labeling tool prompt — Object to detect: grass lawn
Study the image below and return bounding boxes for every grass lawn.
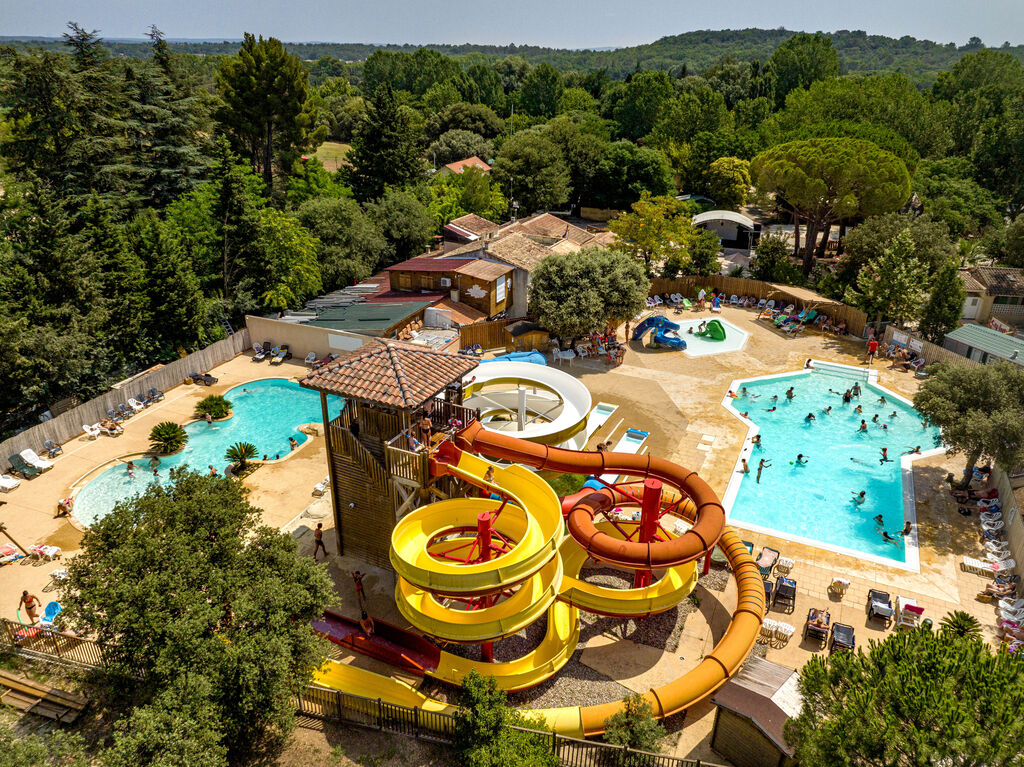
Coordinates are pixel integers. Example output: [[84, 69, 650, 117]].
[[546, 473, 587, 497], [315, 141, 351, 172]]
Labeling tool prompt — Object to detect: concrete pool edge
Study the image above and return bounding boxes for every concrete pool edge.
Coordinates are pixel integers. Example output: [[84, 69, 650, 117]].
[[718, 360, 941, 573]]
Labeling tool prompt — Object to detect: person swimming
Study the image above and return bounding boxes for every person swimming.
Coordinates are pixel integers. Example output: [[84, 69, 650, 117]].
[[852, 490, 866, 504], [766, 407, 777, 412], [751, 434, 761, 447], [822, 406, 832, 415], [858, 420, 867, 431], [880, 447, 891, 463], [770, 395, 779, 404], [795, 454, 808, 465], [872, 414, 879, 423], [904, 445, 922, 455], [842, 390, 852, 404], [854, 405, 863, 414], [805, 412, 816, 422], [881, 530, 899, 544], [890, 411, 899, 419], [877, 395, 887, 405], [873, 514, 884, 527]]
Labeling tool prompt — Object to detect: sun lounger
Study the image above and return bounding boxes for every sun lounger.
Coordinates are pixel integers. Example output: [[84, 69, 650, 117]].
[[8, 454, 41, 478], [252, 343, 269, 362], [868, 589, 894, 626], [998, 598, 1024, 613], [127, 398, 146, 413], [982, 519, 1005, 532], [896, 596, 923, 629], [20, 449, 53, 471], [116, 403, 134, 418], [963, 555, 1015, 575], [83, 423, 101, 439], [38, 601, 62, 629], [755, 546, 780, 578], [774, 577, 797, 612], [804, 608, 831, 645], [730, 294, 739, 305], [313, 476, 330, 496], [755, 298, 766, 310], [270, 344, 291, 365], [30, 545, 62, 561], [304, 351, 318, 366], [0, 544, 24, 565], [107, 408, 124, 423], [147, 387, 164, 402], [0, 474, 20, 492], [135, 392, 153, 407], [42, 440, 63, 458], [829, 623, 855, 654]]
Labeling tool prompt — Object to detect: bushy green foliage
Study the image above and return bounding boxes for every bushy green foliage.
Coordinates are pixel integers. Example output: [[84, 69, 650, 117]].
[[225, 441, 258, 470], [844, 230, 926, 328], [149, 421, 188, 454], [603, 693, 667, 762], [749, 233, 802, 284], [492, 133, 571, 215], [939, 610, 983, 639], [608, 194, 699, 274], [785, 628, 1024, 765], [195, 395, 232, 419], [919, 259, 967, 344], [60, 469, 335, 762], [914, 361, 1024, 485], [454, 671, 559, 767]]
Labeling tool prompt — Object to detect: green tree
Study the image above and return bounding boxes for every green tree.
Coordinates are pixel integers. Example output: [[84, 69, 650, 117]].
[[590, 141, 674, 210], [751, 138, 912, 275], [491, 133, 571, 215], [769, 32, 839, 108], [519, 62, 563, 118], [836, 212, 956, 291], [613, 70, 674, 141], [529, 248, 648, 343], [971, 96, 1024, 216], [1003, 215, 1024, 268], [0, 720, 88, 767], [422, 79, 462, 113], [914, 360, 1024, 485], [346, 84, 425, 202], [749, 232, 801, 284], [428, 129, 493, 167], [294, 196, 387, 290], [60, 469, 335, 762], [225, 441, 258, 471], [785, 627, 1024, 765], [603, 693, 666, 762], [559, 87, 599, 114], [539, 114, 611, 208], [364, 187, 435, 266], [933, 49, 1024, 154], [104, 675, 228, 767], [845, 230, 926, 329], [217, 33, 320, 192], [913, 158, 1002, 237], [453, 672, 558, 767], [607, 194, 698, 274], [426, 102, 505, 140], [149, 421, 188, 453], [257, 207, 323, 311], [428, 168, 507, 230], [678, 228, 722, 277], [938, 610, 983, 640], [919, 259, 967, 344], [704, 157, 750, 209]]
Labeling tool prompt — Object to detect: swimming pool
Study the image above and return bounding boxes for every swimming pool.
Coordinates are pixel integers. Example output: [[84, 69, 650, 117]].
[[722, 365, 942, 568], [674, 318, 749, 356], [73, 379, 342, 527]]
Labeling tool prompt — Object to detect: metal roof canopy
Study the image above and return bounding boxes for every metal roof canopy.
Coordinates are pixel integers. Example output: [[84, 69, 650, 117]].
[[692, 210, 757, 230]]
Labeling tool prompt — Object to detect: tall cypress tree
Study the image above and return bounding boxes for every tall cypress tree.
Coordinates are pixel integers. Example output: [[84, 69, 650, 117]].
[[919, 258, 968, 344], [346, 83, 425, 202]]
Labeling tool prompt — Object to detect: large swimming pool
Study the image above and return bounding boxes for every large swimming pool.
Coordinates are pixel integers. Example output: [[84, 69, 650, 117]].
[[723, 365, 941, 567], [73, 379, 342, 527]]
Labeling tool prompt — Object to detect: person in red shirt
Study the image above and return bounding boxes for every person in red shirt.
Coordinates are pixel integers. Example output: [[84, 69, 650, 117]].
[[866, 339, 879, 365]]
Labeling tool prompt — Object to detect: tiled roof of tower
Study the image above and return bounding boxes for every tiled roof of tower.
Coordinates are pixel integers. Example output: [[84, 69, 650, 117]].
[[448, 214, 499, 236], [300, 341, 479, 409]]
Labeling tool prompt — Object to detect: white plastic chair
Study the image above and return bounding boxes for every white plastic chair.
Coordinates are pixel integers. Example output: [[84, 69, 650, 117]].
[[983, 519, 1005, 532], [760, 618, 778, 641], [127, 398, 146, 412], [0, 474, 20, 492], [776, 557, 795, 575], [730, 295, 739, 305], [774, 622, 795, 643], [83, 423, 101, 439], [20, 449, 53, 470]]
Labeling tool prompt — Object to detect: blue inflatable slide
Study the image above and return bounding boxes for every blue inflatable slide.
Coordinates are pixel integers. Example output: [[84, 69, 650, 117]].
[[632, 315, 686, 350], [479, 351, 548, 365]]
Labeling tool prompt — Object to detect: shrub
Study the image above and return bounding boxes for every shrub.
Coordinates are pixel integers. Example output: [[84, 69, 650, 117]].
[[225, 442, 258, 471], [195, 394, 232, 420], [149, 422, 188, 454], [603, 693, 666, 762], [939, 610, 982, 639]]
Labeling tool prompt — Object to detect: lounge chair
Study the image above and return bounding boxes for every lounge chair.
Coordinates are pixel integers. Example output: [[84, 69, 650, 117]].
[[681, 298, 693, 310], [801, 310, 818, 324], [830, 623, 855, 654], [107, 408, 124, 423], [963, 555, 1015, 575], [38, 601, 62, 629], [804, 608, 831, 645], [20, 449, 54, 471], [730, 294, 739, 305], [83, 423, 101, 439], [764, 578, 774, 605], [127, 398, 146, 413], [270, 344, 291, 365], [755, 298, 766, 311], [147, 387, 164, 401], [868, 589, 894, 626], [252, 343, 269, 362], [896, 596, 923, 629], [0, 544, 25, 565], [774, 577, 797, 612], [43, 440, 63, 458], [30, 545, 61, 561], [0, 474, 20, 492], [192, 372, 218, 386], [774, 621, 796, 644], [187, 371, 203, 384], [9, 454, 42, 478], [117, 403, 134, 418], [304, 351, 318, 366], [776, 556, 794, 576], [786, 324, 806, 338], [313, 476, 330, 496], [98, 421, 122, 437], [998, 598, 1024, 613], [755, 546, 780, 578], [135, 392, 153, 406]]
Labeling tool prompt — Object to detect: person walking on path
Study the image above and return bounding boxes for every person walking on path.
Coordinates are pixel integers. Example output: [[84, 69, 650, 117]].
[[866, 338, 879, 366], [313, 523, 328, 561], [19, 591, 40, 624], [352, 570, 366, 611]]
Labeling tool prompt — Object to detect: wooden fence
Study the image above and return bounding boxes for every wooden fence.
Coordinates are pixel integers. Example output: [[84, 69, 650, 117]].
[[649, 276, 870, 337], [459, 319, 512, 351], [1, 619, 106, 671], [881, 326, 982, 370], [1, 330, 251, 467]]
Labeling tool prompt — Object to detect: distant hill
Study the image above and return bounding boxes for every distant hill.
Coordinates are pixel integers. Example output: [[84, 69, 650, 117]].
[[5, 28, 1023, 85]]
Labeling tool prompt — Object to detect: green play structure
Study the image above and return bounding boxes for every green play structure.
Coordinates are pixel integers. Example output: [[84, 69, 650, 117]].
[[696, 319, 727, 341]]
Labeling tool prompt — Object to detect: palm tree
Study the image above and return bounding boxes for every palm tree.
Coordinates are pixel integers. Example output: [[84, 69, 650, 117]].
[[225, 441, 258, 472], [149, 421, 188, 454], [939, 610, 982, 640]]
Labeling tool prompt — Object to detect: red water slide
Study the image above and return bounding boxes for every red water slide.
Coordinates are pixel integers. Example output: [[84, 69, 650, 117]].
[[455, 421, 724, 568]]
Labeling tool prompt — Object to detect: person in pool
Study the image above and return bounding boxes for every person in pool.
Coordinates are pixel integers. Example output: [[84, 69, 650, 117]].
[[904, 445, 922, 455], [786, 387, 795, 400], [842, 390, 852, 404], [852, 383, 862, 397], [756, 459, 771, 483], [852, 490, 866, 504], [880, 447, 892, 463], [890, 411, 899, 419], [805, 412, 816, 422], [881, 530, 899, 544], [822, 406, 833, 415], [739, 458, 749, 474], [872, 413, 880, 423], [770, 394, 779, 404], [854, 405, 863, 414], [873, 514, 884, 528], [766, 406, 777, 412], [878, 395, 887, 405], [858, 420, 867, 432], [751, 434, 761, 447], [739, 386, 750, 397], [795, 454, 808, 465]]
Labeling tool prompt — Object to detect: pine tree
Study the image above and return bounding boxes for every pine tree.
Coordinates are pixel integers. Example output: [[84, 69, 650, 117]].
[[346, 84, 425, 202], [919, 258, 967, 343]]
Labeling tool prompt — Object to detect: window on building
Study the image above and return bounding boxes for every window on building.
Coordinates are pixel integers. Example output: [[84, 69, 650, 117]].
[[495, 277, 505, 303]]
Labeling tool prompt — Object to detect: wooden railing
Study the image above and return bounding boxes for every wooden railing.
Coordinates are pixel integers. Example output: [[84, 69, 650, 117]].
[[433, 400, 479, 430], [385, 444, 429, 486], [329, 423, 393, 492], [1, 619, 106, 670]]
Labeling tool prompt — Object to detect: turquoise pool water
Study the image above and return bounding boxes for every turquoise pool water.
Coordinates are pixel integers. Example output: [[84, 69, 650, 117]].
[[74, 379, 342, 527], [674, 318, 749, 357], [727, 369, 941, 564]]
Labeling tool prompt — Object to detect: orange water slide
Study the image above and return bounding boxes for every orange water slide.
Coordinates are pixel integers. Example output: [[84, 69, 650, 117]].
[[455, 421, 725, 568]]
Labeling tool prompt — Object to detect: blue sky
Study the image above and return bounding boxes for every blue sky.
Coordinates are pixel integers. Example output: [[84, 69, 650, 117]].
[[4, 0, 1023, 48]]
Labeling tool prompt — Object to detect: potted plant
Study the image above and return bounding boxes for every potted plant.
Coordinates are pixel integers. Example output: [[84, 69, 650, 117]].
[[195, 394, 233, 420], [225, 442, 258, 473], [149, 422, 188, 454]]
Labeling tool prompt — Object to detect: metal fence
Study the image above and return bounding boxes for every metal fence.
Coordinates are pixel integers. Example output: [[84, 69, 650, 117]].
[[0, 330, 251, 468]]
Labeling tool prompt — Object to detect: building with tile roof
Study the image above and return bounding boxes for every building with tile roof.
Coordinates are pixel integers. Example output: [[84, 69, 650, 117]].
[[959, 266, 1024, 325], [436, 156, 491, 177], [386, 255, 513, 318]]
